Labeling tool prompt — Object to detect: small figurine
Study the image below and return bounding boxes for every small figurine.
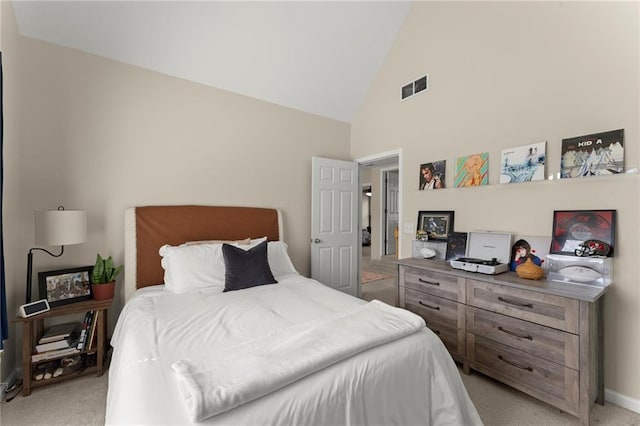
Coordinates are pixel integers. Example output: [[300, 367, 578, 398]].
[[416, 229, 429, 241], [511, 239, 544, 280]]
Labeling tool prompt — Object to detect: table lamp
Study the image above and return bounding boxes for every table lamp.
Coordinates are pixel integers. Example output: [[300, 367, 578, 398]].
[[26, 206, 87, 304]]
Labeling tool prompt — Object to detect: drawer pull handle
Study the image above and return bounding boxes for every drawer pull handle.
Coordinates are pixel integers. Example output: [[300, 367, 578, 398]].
[[498, 355, 533, 372], [498, 326, 533, 340], [418, 301, 440, 310], [418, 278, 440, 286], [498, 296, 533, 309]]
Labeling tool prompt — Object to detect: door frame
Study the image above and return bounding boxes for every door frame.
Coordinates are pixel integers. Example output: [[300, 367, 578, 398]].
[[381, 167, 399, 256], [354, 149, 403, 260]]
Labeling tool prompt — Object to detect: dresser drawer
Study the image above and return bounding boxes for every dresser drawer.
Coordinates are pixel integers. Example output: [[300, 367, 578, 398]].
[[404, 288, 465, 357], [467, 334, 579, 415], [467, 307, 578, 369], [401, 266, 464, 302], [467, 280, 579, 333]]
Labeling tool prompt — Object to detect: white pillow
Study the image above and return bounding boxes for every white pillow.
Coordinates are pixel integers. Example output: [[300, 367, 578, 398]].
[[267, 241, 298, 277], [159, 244, 225, 293], [183, 238, 251, 246], [242, 237, 268, 250], [158, 237, 269, 294]]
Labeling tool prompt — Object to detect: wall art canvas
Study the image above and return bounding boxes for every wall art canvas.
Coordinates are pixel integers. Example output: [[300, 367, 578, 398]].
[[454, 152, 488, 187], [419, 160, 446, 190], [500, 142, 546, 183], [561, 129, 624, 178]]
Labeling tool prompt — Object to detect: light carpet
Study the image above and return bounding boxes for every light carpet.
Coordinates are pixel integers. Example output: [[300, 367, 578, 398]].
[[361, 270, 393, 283], [2, 366, 639, 425]]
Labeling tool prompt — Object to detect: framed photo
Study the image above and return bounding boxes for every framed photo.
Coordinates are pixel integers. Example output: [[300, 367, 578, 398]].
[[419, 160, 446, 190], [500, 142, 546, 183], [561, 129, 624, 178], [454, 152, 489, 187], [417, 210, 455, 241], [550, 210, 616, 256], [38, 266, 93, 307]]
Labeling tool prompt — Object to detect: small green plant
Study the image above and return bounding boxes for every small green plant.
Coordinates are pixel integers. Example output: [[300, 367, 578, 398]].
[[91, 254, 124, 284]]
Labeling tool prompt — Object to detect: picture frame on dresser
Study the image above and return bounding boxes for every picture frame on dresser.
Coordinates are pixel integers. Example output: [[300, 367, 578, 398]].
[[38, 266, 93, 307], [417, 210, 454, 241], [550, 210, 616, 256], [445, 232, 468, 260]]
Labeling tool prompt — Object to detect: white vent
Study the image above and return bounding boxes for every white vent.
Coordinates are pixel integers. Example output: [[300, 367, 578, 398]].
[[401, 74, 429, 100]]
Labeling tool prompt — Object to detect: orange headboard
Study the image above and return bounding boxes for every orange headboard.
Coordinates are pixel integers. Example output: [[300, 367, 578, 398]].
[[124, 205, 282, 299]]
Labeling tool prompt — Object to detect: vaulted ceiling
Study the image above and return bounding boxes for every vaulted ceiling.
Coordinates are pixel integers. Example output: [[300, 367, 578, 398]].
[[12, 1, 412, 123]]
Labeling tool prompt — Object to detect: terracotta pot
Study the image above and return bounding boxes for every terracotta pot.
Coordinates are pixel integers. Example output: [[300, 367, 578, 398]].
[[92, 281, 115, 301]]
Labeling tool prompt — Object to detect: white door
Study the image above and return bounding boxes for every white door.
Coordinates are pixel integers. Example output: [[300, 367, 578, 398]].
[[385, 170, 399, 255], [311, 157, 359, 297]]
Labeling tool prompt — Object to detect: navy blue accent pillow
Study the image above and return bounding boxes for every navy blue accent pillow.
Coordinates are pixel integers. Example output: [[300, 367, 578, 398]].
[[222, 241, 277, 292]]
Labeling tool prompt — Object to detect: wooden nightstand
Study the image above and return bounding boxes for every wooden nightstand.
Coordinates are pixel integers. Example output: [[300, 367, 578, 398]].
[[15, 298, 112, 396]]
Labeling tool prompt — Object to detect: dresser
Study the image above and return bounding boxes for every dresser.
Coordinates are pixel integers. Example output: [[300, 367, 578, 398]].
[[397, 258, 606, 425]]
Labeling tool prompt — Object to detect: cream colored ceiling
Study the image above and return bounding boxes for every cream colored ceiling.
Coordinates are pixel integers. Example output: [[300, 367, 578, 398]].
[[12, 1, 412, 123]]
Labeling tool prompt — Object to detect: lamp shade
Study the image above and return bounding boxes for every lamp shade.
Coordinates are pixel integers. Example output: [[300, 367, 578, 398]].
[[35, 209, 87, 246]]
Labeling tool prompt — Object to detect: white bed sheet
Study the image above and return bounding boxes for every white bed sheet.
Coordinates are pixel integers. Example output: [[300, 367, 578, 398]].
[[106, 275, 482, 425]]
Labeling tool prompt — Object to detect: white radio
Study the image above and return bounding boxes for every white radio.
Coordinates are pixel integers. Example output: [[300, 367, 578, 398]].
[[18, 299, 51, 318]]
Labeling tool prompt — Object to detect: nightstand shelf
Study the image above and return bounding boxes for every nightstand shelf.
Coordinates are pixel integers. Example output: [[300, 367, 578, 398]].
[[15, 298, 112, 396]]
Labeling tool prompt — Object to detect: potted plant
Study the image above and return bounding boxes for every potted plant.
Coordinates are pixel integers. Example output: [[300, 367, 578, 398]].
[[91, 254, 123, 301]]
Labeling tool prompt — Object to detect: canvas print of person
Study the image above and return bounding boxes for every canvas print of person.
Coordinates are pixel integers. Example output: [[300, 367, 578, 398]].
[[561, 129, 624, 178], [500, 142, 546, 184], [419, 161, 446, 190], [454, 153, 488, 187]]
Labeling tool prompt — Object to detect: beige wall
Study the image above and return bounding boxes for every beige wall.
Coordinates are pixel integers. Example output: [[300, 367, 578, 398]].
[[2, 0, 640, 409], [352, 1, 640, 404], [1, 1, 350, 381]]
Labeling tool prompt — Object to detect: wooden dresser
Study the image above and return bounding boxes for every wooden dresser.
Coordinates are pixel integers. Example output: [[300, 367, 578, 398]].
[[397, 258, 607, 425]]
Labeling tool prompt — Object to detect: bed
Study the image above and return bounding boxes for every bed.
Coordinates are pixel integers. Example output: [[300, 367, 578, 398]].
[[106, 205, 482, 425]]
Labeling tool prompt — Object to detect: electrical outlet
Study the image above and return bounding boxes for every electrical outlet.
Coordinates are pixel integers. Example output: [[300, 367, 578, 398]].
[[404, 223, 414, 233]]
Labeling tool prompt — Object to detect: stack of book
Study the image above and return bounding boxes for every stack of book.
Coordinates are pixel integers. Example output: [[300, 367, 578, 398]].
[[33, 310, 101, 363], [32, 322, 81, 362], [77, 310, 100, 352]]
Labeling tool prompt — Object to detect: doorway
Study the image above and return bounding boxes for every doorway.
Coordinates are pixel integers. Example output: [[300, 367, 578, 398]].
[[356, 150, 401, 306]]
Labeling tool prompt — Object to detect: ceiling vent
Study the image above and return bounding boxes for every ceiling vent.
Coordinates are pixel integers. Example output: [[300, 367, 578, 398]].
[[401, 74, 429, 100]]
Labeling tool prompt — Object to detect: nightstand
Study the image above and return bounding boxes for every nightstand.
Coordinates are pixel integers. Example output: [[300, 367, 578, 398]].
[[15, 297, 112, 396]]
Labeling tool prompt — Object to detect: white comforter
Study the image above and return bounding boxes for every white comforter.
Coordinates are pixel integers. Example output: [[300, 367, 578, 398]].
[[106, 274, 482, 425]]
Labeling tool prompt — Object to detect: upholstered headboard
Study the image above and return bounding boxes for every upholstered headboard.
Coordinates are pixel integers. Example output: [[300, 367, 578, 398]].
[[124, 205, 283, 301]]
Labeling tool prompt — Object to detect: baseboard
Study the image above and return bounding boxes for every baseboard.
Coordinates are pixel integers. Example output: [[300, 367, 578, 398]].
[[606, 388, 640, 414]]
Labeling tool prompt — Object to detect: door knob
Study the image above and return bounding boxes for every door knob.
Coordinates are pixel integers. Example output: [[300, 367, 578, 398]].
[[312, 238, 321, 244]]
